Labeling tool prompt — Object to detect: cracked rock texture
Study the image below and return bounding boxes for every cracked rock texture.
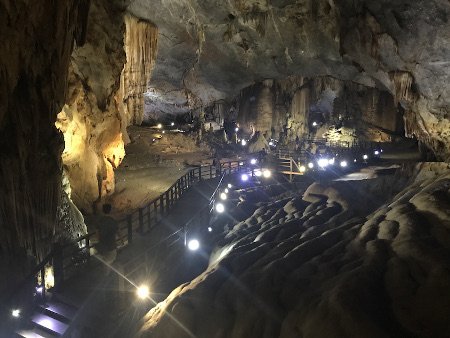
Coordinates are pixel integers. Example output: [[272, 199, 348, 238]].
[[128, 0, 450, 160], [139, 163, 450, 338]]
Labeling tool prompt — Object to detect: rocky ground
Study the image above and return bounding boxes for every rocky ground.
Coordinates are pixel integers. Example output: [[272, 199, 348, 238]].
[[137, 162, 450, 338], [107, 125, 212, 214]]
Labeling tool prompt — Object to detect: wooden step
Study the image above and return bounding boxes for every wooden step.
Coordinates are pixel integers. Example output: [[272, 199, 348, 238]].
[[38, 301, 77, 323], [31, 313, 69, 336]]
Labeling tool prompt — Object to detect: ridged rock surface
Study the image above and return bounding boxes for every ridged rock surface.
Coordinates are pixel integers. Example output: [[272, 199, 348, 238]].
[[139, 163, 450, 338]]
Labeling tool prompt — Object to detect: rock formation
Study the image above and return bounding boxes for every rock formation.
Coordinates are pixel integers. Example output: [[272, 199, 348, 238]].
[[127, 0, 450, 160], [0, 0, 90, 292], [139, 163, 450, 338]]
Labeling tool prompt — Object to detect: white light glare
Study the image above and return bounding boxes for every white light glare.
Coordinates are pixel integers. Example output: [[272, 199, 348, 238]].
[[328, 158, 335, 165], [300, 165, 306, 173], [12, 309, 20, 318], [312, 121, 318, 127], [157, 123, 162, 129], [354, 159, 357, 162], [269, 141, 274, 146], [263, 169, 271, 178], [188, 239, 200, 251], [136, 285, 150, 299], [215, 203, 225, 213], [374, 150, 379, 155], [250, 158, 257, 165], [220, 192, 227, 200], [254, 169, 262, 177], [224, 188, 229, 193], [208, 227, 212, 232], [171, 122, 175, 126], [235, 127, 239, 132], [239, 162, 244, 166], [227, 183, 232, 188], [340, 161, 348, 167], [241, 140, 247, 146], [241, 174, 249, 181], [363, 154, 368, 160], [162, 130, 165, 134], [318, 158, 329, 168]]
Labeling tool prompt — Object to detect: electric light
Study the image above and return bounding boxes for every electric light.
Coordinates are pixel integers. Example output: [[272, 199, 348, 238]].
[[220, 192, 227, 200], [227, 183, 232, 188], [312, 121, 318, 127], [162, 130, 165, 134], [318, 158, 329, 168], [215, 203, 225, 213], [263, 169, 271, 178], [340, 161, 347, 167], [224, 188, 229, 193], [157, 123, 162, 129], [239, 162, 244, 166], [36, 286, 43, 294], [308, 162, 314, 169], [235, 127, 239, 132], [250, 158, 257, 165], [208, 227, 212, 232], [136, 285, 150, 299], [363, 154, 368, 160], [254, 169, 262, 177], [299, 165, 306, 173], [188, 239, 200, 251], [374, 150, 379, 155], [269, 141, 274, 146], [11, 309, 20, 318], [328, 158, 335, 165], [241, 140, 247, 146], [241, 174, 249, 181], [171, 122, 175, 126]]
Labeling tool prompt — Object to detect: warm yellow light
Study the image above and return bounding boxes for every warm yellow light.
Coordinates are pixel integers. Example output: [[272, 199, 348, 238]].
[[300, 165, 306, 173], [136, 285, 150, 299], [263, 169, 271, 178], [157, 123, 162, 129]]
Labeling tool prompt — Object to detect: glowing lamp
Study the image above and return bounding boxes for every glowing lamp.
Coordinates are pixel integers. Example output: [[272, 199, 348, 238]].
[[157, 123, 162, 129], [171, 122, 175, 126], [263, 169, 271, 178], [187, 239, 200, 251], [136, 285, 150, 299], [254, 169, 262, 177], [250, 158, 257, 165], [227, 183, 232, 188], [215, 203, 225, 213], [208, 227, 212, 232], [318, 158, 329, 168], [235, 127, 239, 132], [241, 140, 247, 146], [308, 162, 314, 169], [374, 150, 379, 155], [11, 309, 20, 318], [220, 192, 227, 200], [299, 165, 306, 173], [312, 122, 318, 127], [328, 158, 335, 165], [269, 141, 274, 146], [241, 174, 249, 182], [340, 161, 347, 167], [363, 154, 368, 160]]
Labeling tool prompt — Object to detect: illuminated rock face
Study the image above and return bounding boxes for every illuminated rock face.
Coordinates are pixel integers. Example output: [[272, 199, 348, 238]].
[[128, 0, 449, 159], [0, 0, 90, 290], [56, 0, 127, 211]]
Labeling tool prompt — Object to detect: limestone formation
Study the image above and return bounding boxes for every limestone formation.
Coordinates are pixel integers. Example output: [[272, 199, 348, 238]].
[[139, 163, 450, 338]]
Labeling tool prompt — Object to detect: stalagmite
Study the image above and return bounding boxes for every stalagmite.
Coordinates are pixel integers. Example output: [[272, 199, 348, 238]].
[[119, 14, 158, 125]]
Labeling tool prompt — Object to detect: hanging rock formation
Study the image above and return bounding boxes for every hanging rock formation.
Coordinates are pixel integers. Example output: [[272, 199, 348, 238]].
[[118, 14, 158, 126], [127, 0, 450, 160], [0, 0, 90, 293], [56, 0, 128, 211]]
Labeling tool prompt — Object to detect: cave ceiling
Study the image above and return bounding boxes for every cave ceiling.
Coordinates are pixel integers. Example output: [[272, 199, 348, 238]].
[[127, 0, 449, 118]]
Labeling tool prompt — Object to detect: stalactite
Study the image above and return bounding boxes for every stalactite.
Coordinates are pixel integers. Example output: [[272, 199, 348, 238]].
[[390, 71, 414, 105], [120, 14, 158, 125]]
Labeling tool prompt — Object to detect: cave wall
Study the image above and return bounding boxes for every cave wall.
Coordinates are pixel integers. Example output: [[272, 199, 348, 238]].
[[0, 0, 90, 292], [56, 0, 127, 212], [235, 76, 400, 143]]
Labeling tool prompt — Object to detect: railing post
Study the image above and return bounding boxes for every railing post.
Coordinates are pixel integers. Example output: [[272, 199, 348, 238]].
[[170, 186, 174, 206], [148, 204, 152, 230], [160, 195, 164, 215], [153, 200, 158, 222], [199, 166, 202, 181], [209, 165, 213, 179], [85, 237, 90, 259], [52, 243, 64, 291], [165, 191, 170, 212], [127, 214, 133, 244], [138, 208, 144, 234], [238, 161, 241, 172]]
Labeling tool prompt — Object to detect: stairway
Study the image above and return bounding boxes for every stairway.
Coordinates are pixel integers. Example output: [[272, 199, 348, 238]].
[[16, 293, 77, 338]]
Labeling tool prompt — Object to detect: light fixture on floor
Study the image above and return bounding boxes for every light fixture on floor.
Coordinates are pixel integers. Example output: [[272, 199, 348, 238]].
[[188, 239, 200, 251], [136, 285, 150, 299], [215, 203, 225, 213]]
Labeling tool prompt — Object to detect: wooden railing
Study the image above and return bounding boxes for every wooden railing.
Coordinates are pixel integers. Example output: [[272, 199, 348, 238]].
[[7, 159, 253, 311]]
